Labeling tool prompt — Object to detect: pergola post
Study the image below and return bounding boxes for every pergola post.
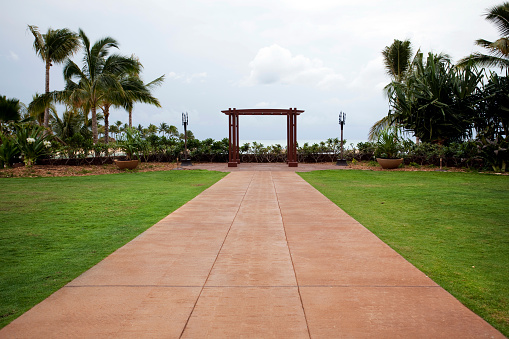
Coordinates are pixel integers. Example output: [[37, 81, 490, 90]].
[[236, 112, 240, 164], [288, 108, 298, 167], [228, 108, 238, 167]]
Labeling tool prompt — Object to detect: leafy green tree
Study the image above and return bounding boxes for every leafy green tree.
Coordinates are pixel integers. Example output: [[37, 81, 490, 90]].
[[476, 72, 509, 171], [389, 52, 483, 144], [27, 25, 80, 129], [458, 2, 509, 72]]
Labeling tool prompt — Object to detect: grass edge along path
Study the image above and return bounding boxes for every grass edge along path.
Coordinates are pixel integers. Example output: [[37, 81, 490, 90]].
[[0, 170, 227, 329], [299, 170, 509, 337]]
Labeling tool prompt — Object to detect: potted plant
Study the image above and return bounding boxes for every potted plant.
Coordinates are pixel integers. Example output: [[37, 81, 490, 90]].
[[115, 128, 142, 170], [375, 127, 403, 169]]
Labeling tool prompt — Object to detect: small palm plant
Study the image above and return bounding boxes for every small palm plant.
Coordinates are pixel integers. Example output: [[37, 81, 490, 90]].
[[117, 127, 142, 160], [375, 127, 402, 159]]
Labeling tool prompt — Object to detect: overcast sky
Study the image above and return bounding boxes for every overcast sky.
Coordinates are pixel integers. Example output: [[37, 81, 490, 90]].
[[0, 0, 503, 144]]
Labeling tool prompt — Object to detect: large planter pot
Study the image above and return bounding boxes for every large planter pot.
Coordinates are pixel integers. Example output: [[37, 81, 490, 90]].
[[114, 159, 140, 170], [376, 158, 403, 169]]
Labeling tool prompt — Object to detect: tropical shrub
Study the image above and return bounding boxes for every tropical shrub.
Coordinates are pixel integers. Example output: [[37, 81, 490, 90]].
[[0, 134, 20, 168], [14, 123, 53, 165]]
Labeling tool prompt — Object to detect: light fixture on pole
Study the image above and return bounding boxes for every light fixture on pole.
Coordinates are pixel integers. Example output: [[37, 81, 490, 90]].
[[336, 111, 347, 166], [181, 112, 192, 166]]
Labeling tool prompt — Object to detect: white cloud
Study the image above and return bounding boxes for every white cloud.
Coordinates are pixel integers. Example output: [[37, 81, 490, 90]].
[[168, 71, 207, 84], [242, 44, 344, 90]]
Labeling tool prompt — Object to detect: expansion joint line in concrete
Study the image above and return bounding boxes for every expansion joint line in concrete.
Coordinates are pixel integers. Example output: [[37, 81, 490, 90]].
[[272, 172, 312, 339], [178, 172, 256, 339]]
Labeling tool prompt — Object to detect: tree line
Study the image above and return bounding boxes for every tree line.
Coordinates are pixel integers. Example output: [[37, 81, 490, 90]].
[[372, 2, 509, 171]]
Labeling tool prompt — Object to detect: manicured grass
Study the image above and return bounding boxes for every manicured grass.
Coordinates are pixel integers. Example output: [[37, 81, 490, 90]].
[[0, 170, 227, 329], [299, 170, 509, 336]]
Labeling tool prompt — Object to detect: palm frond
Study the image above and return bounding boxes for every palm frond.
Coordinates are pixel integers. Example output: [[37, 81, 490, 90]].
[[146, 75, 165, 88], [27, 25, 46, 60], [382, 39, 413, 82], [368, 116, 392, 142], [458, 52, 509, 69], [485, 3, 509, 37], [44, 28, 80, 64]]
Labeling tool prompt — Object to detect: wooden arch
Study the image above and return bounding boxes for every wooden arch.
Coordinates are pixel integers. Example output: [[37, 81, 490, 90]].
[[221, 108, 304, 167]]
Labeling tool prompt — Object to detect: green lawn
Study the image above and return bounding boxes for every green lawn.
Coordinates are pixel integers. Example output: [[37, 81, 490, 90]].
[[299, 170, 509, 336], [0, 170, 227, 329]]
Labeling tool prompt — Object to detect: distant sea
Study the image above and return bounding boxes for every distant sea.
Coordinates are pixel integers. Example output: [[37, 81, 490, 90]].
[[239, 139, 367, 148]]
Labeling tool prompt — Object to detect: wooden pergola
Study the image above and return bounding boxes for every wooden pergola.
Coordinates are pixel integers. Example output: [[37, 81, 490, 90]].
[[221, 108, 304, 167]]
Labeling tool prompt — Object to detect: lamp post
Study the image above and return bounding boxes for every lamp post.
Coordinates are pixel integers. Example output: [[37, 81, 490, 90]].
[[181, 112, 192, 166], [336, 111, 347, 166]]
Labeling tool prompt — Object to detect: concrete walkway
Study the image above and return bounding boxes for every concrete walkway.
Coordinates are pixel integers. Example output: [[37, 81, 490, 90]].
[[1, 171, 503, 338]]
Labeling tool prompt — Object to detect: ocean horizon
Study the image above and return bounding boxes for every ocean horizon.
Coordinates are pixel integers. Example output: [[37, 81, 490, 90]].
[[239, 139, 367, 148]]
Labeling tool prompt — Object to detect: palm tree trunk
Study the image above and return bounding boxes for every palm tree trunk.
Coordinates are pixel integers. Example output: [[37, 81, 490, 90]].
[[44, 59, 51, 129], [91, 105, 98, 144], [104, 105, 110, 144], [129, 108, 132, 129]]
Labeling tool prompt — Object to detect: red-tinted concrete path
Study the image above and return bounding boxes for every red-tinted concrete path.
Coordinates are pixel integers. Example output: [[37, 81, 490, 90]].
[[1, 171, 504, 338]]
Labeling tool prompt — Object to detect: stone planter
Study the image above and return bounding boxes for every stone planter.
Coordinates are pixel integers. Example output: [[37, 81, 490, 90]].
[[114, 159, 140, 170], [376, 158, 403, 169]]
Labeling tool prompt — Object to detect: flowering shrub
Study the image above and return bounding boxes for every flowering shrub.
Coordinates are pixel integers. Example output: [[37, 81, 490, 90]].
[[14, 123, 54, 166]]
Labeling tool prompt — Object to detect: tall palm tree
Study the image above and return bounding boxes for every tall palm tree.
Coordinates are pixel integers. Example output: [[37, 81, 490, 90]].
[[458, 2, 509, 72], [123, 74, 164, 128], [98, 55, 144, 144], [62, 29, 140, 143], [27, 25, 80, 129], [369, 39, 414, 141]]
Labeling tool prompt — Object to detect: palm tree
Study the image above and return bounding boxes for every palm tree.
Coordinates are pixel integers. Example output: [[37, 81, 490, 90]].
[[369, 39, 414, 141], [50, 108, 86, 141], [147, 123, 158, 136], [109, 124, 119, 140], [27, 25, 80, 129], [28, 93, 57, 125], [159, 122, 169, 137], [458, 3, 509, 72], [0, 95, 23, 124], [98, 55, 143, 144], [382, 39, 413, 83], [61, 29, 140, 144], [168, 125, 179, 138], [122, 74, 164, 128]]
